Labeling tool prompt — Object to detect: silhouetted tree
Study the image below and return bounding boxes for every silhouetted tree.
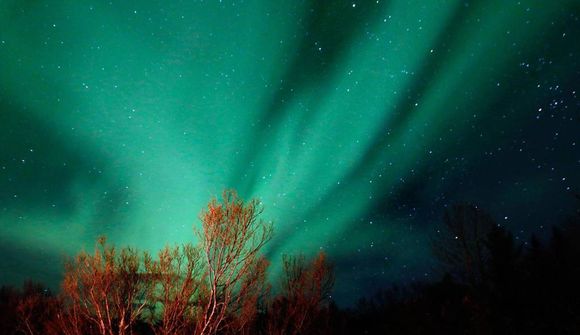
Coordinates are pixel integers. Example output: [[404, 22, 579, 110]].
[[12, 281, 59, 335], [267, 252, 335, 335], [432, 204, 495, 287], [0, 285, 20, 334], [483, 226, 522, 334]]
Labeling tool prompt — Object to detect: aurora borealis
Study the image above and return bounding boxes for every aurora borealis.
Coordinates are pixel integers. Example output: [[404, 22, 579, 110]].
[[1, 0, 579, 305]]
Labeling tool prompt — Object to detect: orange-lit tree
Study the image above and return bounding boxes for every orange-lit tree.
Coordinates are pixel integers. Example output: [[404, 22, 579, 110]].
[[227, 256, 270, 335], [60, 237, 153, 335], [145, 244, 205, 335], [267, 252, 335, 335], [195, 190, 273, 335]]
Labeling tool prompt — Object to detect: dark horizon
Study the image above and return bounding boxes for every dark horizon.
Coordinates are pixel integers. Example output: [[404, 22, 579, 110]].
[[1, 196, 580, 334]]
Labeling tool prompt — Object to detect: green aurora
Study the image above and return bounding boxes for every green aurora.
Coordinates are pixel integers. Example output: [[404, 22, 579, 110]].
[[1, 0, 579, 304]]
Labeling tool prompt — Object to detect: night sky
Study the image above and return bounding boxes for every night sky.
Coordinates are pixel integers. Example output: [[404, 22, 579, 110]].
[[1, 0, 579, 305]]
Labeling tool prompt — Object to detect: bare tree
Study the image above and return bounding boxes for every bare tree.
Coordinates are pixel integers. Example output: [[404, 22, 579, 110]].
[[145, 244, 205, 335], [432, 203, 495, 287], [60, 237, 153, 335], [195, 190, 273, 335], [268, 251, 335, 335], [227, 256, 270, 335], [53, 289, 85, 335], [14, 281, 58, 335]]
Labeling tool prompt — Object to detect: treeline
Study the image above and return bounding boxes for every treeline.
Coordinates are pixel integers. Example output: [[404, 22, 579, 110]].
[[337, 198, 580, 334], [0, 191, 334, 335], [2, 192, 580, 334]]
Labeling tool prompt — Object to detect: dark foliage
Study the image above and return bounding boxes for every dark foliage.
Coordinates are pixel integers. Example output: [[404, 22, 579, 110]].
[[334, 195, 580, 335]]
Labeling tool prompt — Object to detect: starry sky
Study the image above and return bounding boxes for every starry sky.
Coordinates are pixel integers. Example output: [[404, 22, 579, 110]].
[[1, 0, 579, 305]]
